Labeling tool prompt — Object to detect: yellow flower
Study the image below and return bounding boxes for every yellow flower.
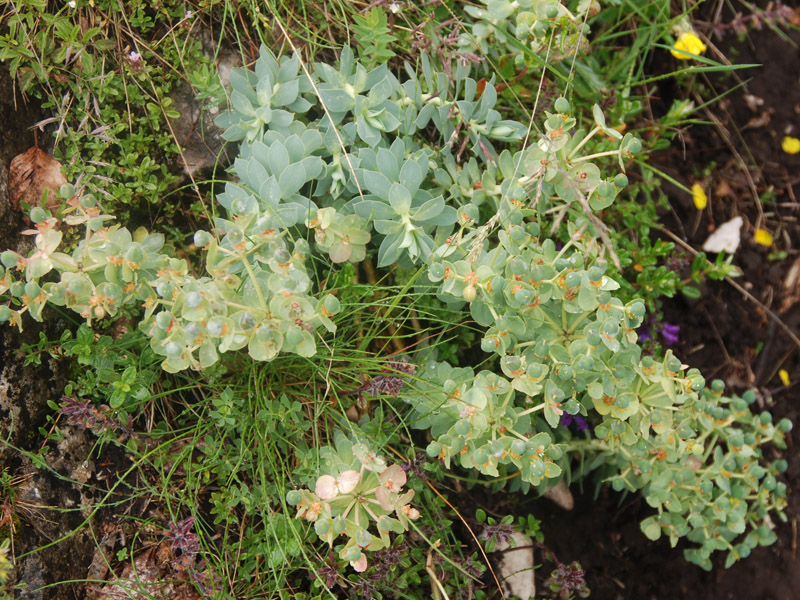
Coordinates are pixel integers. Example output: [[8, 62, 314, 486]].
[[781, 136, 800, 155], [778, 369, 790, 387], [691, 183, 707, 209], [754, 228, 773, 247], [671, 32, 707, 60]]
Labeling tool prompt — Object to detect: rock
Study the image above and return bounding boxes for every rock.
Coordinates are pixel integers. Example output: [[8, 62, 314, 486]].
[[492, 531, 537, 599], [168, 29, 240, 176], [543, 479, 575, 510]]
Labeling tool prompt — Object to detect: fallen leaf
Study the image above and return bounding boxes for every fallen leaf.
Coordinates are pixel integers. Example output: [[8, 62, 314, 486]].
[[701, 216, 743, 254], [7, 147, 67, 212], [691, 183, 708, 210], [754, 228, 773, 247], [781, 136, 800, 155]]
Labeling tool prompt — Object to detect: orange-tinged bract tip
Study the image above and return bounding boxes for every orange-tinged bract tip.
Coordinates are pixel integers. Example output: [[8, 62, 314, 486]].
[[691, 183, 708, 209]]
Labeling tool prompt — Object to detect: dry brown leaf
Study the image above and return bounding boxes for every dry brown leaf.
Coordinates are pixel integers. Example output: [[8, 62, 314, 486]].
[[86, 541, 207, 600], [7, 147, 67, 212]]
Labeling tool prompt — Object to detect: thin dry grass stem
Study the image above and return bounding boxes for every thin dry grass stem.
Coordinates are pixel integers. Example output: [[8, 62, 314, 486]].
[[572, 188, 621, 270], [383, 445, 504, 598], [692, 87, 765, 228], [700, 305, 733, 367], [424, 478, 506, 599], [657, 225, 800, 351]]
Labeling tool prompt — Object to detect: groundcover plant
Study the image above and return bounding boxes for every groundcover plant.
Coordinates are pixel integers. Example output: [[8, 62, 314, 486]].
[[0, 0, 793, 598]]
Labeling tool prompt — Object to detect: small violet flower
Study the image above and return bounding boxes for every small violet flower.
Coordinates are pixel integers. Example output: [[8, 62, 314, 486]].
[[127, 51, 142, 71], [560, 413, 589, 432], [639, 320, 680, 346], [660, 322, 680, 346]]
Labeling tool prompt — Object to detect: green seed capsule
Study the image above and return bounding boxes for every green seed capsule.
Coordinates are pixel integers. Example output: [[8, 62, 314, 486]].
[[515, 288, 532, 304], [472, 448, 488, 465], [565, 272, 581, 287], [29, 206, 48, 223], [24, 281, 41, 299], [527, 363, 543, 378], [9, 282, 25, 297], [284, 327, 303, 346], [207, 317, 226, 337], [533, 20, 549, 36], [323, 294, 341, 315], [165, 341, 182, 358], [429, 263, 445, 280], [185, 291, 203, 309], [511, 258, 527, 275], [626, 137, 643, 154], [286, 490, 302, 505], [194, 230, 212, 247], [614, 173, 629, 188], [59, 183, 75, 199], [1, 251, 19, 269], [463, 285, 477, 302], [554, 96, 570, 113], [602, 319, 620, 337]]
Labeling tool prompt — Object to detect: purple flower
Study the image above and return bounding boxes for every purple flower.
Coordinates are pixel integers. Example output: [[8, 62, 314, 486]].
[[358, 358, 416, 399], [167, 516, 201, 558], [660, 322, 680, 346], [560, 413, 588, 432], [638, 319, 680, 346]]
